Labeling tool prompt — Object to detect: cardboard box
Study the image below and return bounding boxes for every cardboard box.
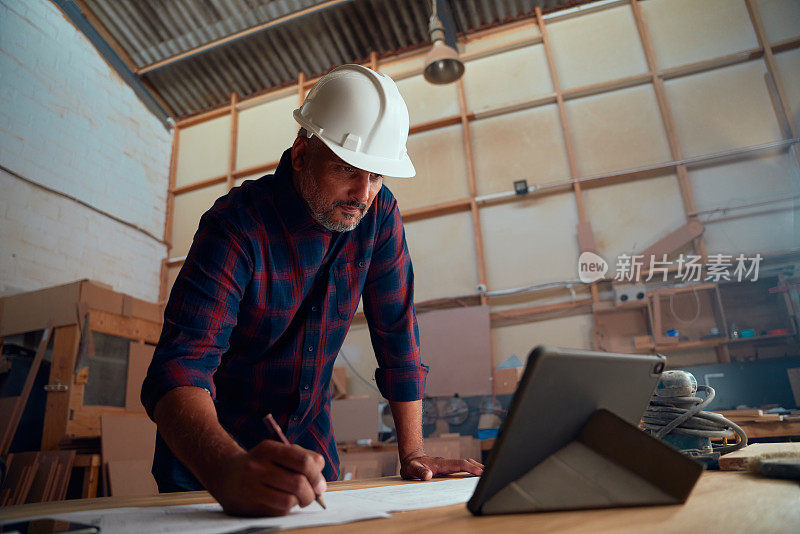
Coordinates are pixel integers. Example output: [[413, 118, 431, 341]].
[[494, 367, 523, 395], [122, 295, 163, 323], [0, 279, 163, 336], [331, 398, 379, 443], [338, 448, 398, 480]]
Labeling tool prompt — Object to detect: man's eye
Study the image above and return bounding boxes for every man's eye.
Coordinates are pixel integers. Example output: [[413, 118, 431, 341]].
[[371, 174, 383, 181], [339, 165, 355, 172]]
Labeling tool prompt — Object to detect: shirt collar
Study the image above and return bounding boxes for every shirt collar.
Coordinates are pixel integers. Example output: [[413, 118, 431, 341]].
[[273, 148, 332, 236]]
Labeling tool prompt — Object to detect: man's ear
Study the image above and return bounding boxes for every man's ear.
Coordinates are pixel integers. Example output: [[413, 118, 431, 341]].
[[291, 135, 309, 172]]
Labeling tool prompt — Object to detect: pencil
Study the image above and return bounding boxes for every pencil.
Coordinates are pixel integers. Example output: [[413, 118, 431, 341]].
[[263, 413, 327, 510]]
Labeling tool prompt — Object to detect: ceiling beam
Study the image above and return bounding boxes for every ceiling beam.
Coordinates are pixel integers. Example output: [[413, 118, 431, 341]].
[[136, 0, 357, 76]]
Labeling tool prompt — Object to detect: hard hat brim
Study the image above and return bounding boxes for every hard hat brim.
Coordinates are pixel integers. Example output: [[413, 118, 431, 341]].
[[320, 135, 416, 178], [294, 110, 416, 178]]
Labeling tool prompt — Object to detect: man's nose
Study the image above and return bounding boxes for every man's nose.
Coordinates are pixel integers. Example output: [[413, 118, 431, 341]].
[[350, 171, 371, 203]]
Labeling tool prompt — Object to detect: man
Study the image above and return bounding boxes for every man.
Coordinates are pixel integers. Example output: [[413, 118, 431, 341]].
[[142, 65, 483, 517]]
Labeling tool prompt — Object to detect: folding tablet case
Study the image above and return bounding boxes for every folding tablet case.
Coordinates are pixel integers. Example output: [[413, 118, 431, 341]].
[[468, 346, 703, 515]]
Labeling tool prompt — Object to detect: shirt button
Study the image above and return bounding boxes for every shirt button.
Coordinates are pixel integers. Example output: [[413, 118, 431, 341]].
[[311, 306, 317, 312], [303, 384, 310, 391], [307, 346, 314, 352], [358, 260, 366, 267]]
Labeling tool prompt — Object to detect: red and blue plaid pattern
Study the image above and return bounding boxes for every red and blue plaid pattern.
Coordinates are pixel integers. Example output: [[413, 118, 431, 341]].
[[142, 149, 428, 483]]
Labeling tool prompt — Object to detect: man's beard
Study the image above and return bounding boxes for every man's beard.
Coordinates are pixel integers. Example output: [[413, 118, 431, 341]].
[[297, 168, 367, 232]]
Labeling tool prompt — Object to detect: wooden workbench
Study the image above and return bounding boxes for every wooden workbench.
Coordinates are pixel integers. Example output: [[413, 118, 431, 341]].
[[1, 471, 798, 532]]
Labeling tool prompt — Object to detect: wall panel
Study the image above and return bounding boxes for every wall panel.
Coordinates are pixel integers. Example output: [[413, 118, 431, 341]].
[[462, 23, 540, 55], [755, 0, 800, 44], [175, 115, 231, 187], [379, 54, 424, 77], [236, 95, 297, 170], [471, 105, 570, 196], [385, 125, 469, 210], [462, 45, 553, 113], [665, 61, 784, 158], [404, 211, 479, 302], [396, 75, 460, 125], [689, 153, 799, 255], [640, 0, 759, 70], [481, 193, 580, 289], [584, 174, 686, 262], [546, 4, 648, 90], [339, 322, 380, 398], [170, 183, 227, 258], [565, 85, 671, 176], [491, 314, 593, 367]]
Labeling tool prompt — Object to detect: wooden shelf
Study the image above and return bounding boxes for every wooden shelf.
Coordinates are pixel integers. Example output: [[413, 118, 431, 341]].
[[727, 332, 796, 345], [592, 300, 648, 314], [637, 337, 728, 352]]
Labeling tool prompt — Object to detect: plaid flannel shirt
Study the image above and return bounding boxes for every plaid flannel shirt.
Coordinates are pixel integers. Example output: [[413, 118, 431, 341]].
[[142, 148, 427, 485]]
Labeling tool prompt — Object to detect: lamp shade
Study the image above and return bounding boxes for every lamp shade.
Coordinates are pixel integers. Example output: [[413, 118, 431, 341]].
[[423, 40, 465, 85]]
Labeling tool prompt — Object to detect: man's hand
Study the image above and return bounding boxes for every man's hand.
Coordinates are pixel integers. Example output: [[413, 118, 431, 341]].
[[208, 440, 327, 517], [399, 450, 484, 481]]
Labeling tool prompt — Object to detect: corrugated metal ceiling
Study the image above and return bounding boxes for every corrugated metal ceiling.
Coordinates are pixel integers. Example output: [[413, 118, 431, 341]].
[[76, 0, 593, 120]]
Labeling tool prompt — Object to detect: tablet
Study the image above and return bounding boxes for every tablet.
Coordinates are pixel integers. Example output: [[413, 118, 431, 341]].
[[468, 345, 666, 515]]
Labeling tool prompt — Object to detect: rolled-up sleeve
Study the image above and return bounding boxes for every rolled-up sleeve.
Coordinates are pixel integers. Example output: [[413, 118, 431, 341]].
[[362, 197, 428, 402], [141, 210, 253, 420]]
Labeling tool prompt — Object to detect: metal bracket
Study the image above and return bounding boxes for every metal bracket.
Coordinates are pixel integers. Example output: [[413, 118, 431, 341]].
[[44, 382, 68, 392]]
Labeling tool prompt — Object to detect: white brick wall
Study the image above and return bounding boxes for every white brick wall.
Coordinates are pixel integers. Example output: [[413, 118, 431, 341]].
[[0, 0, 171, 301]]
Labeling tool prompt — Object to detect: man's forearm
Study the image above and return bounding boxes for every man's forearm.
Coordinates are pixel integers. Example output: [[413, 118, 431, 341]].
[[152, 386, 245, 491], [389, 399, 424, 460]]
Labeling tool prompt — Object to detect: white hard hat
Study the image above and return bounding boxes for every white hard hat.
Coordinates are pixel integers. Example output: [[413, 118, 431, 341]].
[[293, 64, 415, 178]]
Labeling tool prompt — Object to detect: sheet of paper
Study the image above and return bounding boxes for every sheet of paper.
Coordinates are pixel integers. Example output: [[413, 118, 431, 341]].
[[10, 477, 479, 534]]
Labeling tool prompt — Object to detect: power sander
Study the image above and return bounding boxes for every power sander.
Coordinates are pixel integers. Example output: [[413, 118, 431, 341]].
[[643, 370, 747, 465]]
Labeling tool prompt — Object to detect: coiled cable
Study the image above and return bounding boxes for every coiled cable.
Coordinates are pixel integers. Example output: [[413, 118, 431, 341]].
[[643, 384, 747, 455]]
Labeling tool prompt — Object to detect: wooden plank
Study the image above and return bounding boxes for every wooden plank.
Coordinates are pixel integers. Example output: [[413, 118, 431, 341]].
[[26, 450, 75, 503], [41, 325, 78, 451], [1, 452, 39, 506], [226, 92, 239, 190], [298, 71, 306, 105], [456, 79, 489, 308], [470, 95, 557, 121], [491, 298, 593, 328], [175, 106, 230, 129], [68, 406, 128, 440], [107, 460, 158, 497], [639, 221, 705, 258], [401, 198, 472, 222], [657, 48, 763, 81], [74, 453, 102, 498], [126, 342, 155, 412], [719, 443, 800, 471], [0, 397, 19, 458], [171, 174, 227, 195], [231, 158, 281, 179], [88, 310, 162, 344], [561, 72, 653, 101], [409, 115, 463, 135], [0, 472, 798, 530]]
